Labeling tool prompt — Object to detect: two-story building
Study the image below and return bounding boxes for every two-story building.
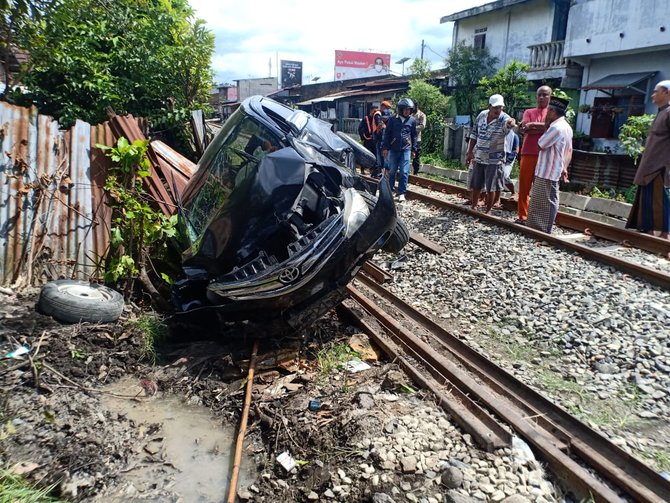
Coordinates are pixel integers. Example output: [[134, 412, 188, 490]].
[[440, 0, 583, 89], [564, 0, 670, 140], [442, 0, 670, 142]]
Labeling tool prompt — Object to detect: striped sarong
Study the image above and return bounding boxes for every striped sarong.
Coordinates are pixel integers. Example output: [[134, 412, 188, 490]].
[[527, 176, 559, 233], [625, 170, 670, 233]]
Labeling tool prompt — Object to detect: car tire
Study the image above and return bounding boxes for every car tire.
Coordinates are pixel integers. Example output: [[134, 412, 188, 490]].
[[358, 191, 410, 253], [383, 217, 410, 254], [38, 280, 124, 323]]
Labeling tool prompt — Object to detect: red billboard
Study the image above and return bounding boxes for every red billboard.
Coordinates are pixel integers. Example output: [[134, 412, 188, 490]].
[[334, 50, 391, 80]]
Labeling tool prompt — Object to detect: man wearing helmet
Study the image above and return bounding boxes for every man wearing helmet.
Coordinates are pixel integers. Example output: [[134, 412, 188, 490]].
[[382, 97, 418, 202]]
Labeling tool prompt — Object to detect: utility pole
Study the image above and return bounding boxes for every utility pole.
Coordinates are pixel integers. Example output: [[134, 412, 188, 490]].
[[421, 39, 425, 60]]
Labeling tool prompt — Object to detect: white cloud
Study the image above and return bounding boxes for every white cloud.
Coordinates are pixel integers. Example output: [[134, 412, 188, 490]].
[[188, 0, 489, 84]]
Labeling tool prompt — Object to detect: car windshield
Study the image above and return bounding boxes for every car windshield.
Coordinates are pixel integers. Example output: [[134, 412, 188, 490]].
[[183, 113, 280, 244]]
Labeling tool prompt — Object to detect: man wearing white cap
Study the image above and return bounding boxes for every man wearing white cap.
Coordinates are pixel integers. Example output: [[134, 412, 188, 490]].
[[626, 80, 670, 239], [466, 94, 517, 212]]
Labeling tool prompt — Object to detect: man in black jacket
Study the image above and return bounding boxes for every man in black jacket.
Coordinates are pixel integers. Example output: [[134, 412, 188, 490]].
[[382, 98, 417, 202]]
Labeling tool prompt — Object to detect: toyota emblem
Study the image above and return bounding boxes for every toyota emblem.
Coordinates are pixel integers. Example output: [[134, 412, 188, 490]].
[[278, 267, 300, 284]]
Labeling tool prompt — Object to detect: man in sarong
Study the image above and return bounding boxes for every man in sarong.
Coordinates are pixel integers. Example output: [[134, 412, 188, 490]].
[[626, 80, 670, 239], [527, 97, 572, 233]]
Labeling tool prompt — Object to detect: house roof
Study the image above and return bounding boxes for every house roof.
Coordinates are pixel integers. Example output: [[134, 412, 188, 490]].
[[296, 87, 408, 106], [581, 72, 657, 93], [440, 0, 531, 23]]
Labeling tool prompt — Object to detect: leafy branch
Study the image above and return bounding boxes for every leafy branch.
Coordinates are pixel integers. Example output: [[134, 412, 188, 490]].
[[97, 137, 176, 308]]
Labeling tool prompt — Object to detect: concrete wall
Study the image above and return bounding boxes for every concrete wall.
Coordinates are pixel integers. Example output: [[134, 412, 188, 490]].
[[237, 78, 278, 101], [575, 50, 670, 135], [453, 0, 555, 70], [565, 0, 670, 59]]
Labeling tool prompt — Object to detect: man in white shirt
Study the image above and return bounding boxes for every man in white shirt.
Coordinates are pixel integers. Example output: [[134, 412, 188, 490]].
[[526, 97, 573, 233]]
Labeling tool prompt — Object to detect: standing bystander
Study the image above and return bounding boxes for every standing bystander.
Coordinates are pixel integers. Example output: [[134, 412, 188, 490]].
[[412, 102, 427, 175], [465, 94, 516, 213], [358, 105, 379, 156], [625, 80, 670, 239], [373, 101, 393, 174], [383, 98, 417, 202], [526, 97, 572, 233], [517, 86, 552, 223]]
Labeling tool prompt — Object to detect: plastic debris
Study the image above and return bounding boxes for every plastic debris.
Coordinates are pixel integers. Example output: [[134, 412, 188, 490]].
[[7, 346, 30, 359], [390, 255, 408, 270], [277, 451, 297, 472], [308, 399, 321, 411], [344, 358, 371, 373]]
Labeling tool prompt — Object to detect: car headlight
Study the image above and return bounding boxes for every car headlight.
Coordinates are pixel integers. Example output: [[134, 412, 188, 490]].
[[342, 189, 370, 239]]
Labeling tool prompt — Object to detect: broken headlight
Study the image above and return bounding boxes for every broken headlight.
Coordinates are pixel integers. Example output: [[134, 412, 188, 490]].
[[342, 189, 370, 239]]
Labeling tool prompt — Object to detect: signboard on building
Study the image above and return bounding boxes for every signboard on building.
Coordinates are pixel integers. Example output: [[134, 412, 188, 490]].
[[334, 50, 391, 80], [281, 60, 303, 88]]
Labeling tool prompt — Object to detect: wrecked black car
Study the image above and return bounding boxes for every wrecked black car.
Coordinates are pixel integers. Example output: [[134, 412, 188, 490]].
[[171, 96, 408, 335]]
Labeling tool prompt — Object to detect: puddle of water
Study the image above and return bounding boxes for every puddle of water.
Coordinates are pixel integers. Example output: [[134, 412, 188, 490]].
[[100, 377, 256, 502]]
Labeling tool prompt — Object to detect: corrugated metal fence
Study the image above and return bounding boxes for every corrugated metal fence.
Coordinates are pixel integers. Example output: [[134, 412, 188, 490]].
[[0, 102, 196, 287], [1, 102, 125, 286]]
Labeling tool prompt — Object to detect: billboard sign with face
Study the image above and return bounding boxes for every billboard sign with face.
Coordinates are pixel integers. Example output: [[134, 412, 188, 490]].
[[334, 51, 391, 80]]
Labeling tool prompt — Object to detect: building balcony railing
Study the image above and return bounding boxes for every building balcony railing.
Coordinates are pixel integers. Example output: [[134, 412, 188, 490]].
[[528, 40, 566, 70]]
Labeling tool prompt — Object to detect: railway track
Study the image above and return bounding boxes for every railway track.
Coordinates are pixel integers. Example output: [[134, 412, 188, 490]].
[[365, 174, 670, 290], [337, 272, 670, 503]]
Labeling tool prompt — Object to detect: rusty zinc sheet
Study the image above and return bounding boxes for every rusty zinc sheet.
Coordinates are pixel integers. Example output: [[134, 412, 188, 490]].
[[0, 101, 115, 286]]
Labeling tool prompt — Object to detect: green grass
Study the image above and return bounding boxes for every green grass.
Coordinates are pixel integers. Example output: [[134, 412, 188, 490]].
[[538, 370, 586, 401], [133, 313, 168, 365], [0, 470, 67, 503], [421, 152, 464, 170], [483, 327, 539, 363], [315, 342, 358, 376], [640, 448, 670, 473]]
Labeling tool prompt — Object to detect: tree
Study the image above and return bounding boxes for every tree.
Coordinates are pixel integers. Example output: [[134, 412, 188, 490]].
[[445, 41, 498, 121], [407, 79, 453, 155], [479, 61, 531, 119], [408, 58, 431, 80], [0, 0, 58, 95], [12, 0, 214, 127]]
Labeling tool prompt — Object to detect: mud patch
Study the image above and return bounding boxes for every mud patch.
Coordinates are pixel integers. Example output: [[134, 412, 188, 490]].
[[98, 377, 256, 501]]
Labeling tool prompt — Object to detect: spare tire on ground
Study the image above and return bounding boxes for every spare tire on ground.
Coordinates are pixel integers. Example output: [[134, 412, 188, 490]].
[[37, 280, 124, 323]]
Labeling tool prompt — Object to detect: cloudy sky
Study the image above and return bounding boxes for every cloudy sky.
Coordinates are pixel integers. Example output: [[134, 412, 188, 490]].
[[189, 0, 490, 85]]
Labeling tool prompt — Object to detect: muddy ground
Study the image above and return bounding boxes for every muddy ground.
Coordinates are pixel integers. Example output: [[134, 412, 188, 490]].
[[1, 287, 472, 503]]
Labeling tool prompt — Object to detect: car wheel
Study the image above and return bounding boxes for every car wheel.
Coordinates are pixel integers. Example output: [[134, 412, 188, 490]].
[[358, 191, 410, 253], [38, 280, 124, 323], [383, 217, 410, 253]]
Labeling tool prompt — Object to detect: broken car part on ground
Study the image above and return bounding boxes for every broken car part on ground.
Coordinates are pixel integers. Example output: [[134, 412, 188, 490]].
[[171, 96, 409, 335]]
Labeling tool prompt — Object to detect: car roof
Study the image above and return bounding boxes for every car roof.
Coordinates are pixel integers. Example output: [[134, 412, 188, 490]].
[[243, 96, 295, 137]]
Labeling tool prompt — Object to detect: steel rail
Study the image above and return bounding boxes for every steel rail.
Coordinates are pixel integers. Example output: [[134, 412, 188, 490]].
[[407, 174, 670, 257], [406, 189, 670, 290], [352, 273, 670, 503], [337, 301, 510, 452]]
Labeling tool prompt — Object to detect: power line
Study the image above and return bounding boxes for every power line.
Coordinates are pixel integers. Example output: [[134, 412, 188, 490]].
[[423, 44, 448, 60]]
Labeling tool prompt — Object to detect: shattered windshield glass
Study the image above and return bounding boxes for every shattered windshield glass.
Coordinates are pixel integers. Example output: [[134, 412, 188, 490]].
[[184, 116, 280, 244]]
